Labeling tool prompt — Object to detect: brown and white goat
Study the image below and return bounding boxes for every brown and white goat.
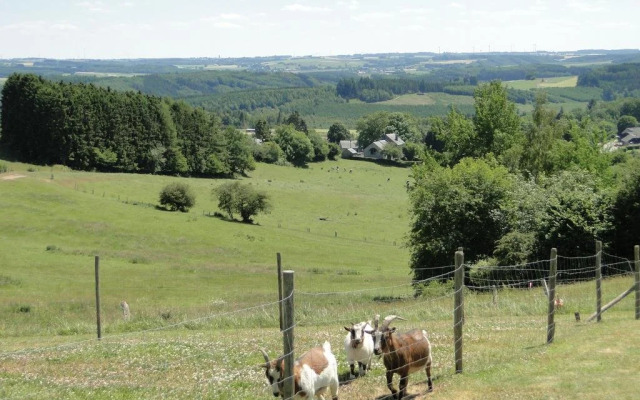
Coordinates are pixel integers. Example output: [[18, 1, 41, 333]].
[[261, 341, 339, 399], [366, 314, 433, 399]]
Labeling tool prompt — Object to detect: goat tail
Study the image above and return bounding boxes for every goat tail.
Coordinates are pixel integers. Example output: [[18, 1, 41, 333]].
[[323, 341, 332, 354]]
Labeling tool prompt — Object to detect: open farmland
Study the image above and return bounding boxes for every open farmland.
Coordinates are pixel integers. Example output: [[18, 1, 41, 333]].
[[380, 93, 476, 106], [1, 159, 639, 399], [504, 76, 578, 90]]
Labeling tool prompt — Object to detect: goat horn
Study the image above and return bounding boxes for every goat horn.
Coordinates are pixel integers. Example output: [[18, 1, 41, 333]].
[[260, 349, 270, 364], [374, 314, 380, 329], [381, 315, 406, 330]]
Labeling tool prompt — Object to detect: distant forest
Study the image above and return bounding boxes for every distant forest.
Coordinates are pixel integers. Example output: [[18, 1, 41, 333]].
[[14, 58, 631, 129], [0, 74, 254, 176]]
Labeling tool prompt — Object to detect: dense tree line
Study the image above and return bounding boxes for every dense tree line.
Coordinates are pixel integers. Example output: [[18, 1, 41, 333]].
[[0, 74, 254, 176], [336, 76, 473, 102], [578, 63, 640, 97], [409, 80, 640, 287]]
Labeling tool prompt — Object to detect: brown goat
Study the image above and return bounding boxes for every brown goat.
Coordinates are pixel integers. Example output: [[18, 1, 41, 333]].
[[366, 315, 432, 399]]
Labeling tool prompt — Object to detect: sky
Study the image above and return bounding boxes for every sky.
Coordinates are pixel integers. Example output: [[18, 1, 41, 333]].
[[0, 0, 638, 59]]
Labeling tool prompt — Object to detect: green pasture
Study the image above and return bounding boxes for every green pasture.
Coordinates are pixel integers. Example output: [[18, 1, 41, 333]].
[[381, 93, 476, 107], [0, 158, 413, 338], [262, 56, 365, 70], [1, 159, 639, 399], [505, 76, 578, 90]]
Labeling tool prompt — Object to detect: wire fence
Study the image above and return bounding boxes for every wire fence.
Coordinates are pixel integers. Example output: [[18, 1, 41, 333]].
[[1, 245, 638, 399]]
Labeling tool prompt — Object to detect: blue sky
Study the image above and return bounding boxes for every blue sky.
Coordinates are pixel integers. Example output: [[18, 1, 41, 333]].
[[0, 0, 637, 59]]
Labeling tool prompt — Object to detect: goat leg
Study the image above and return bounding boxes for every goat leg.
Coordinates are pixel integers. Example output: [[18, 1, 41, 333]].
[[398, 374, 409, 399], [386, 371, 398, 398], [426, 362, 433, 392]]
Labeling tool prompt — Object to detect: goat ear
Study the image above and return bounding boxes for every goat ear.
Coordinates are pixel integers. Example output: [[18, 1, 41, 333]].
[[364, 329, 375, 334], [344, 326, 351, 332], [390, 327, 397, 333]]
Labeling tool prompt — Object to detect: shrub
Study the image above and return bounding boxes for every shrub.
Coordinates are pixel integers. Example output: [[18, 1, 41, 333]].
[[213, 181, 271, 223], [0, 162, 7, 173], [327, 143, 340, 160], [159, 182, 196, 212]]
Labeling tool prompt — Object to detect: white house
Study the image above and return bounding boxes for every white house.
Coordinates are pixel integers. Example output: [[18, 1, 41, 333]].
[[618, 127, 640, 147], [362, 133, 405, 160], [339, 140, 360, 158]]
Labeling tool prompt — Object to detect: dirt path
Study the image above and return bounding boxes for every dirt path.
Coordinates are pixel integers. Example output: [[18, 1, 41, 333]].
[[0, 173, 26, 181]]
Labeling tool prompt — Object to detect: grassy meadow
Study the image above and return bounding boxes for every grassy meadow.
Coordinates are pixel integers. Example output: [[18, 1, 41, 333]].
[[1, 159, 639, 399], [504, 76, 579, 90]]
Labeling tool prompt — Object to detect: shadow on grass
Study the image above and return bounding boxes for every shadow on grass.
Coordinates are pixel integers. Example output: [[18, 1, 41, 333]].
[[207, 211, 260, 225], [338, 371, 356, 387], [372, 376, 436, 400]]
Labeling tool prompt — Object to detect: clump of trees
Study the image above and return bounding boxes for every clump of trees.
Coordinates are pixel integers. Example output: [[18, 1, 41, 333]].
[[409, 80, 639, 287], [0, 74, 255, 177], [159, 182, 196, 212], [213, 181, 270, 223], [327, 122, 351, 143]]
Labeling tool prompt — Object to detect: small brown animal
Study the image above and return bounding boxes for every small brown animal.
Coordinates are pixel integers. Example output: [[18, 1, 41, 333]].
[[366, 315, 433, 399], [120, 300, 130, 321]]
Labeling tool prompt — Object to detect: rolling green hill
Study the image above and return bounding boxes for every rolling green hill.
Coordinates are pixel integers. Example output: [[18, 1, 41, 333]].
[[2, 158, 639, 399]]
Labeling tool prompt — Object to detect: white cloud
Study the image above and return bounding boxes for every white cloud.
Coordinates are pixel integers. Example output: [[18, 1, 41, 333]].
[[567, 0, 607, 13], [219, 13, 245, 21], [212, 21, 242, 29], [449, 2, 465, 9], [399, 7, 432, 15], [282, 4, 332, 13], [400, 25, 425, 32], [51, 23, 79, 31], [351, 12, 389, 22], [337, 0, 359, 10], [76, 1, 110, 13]]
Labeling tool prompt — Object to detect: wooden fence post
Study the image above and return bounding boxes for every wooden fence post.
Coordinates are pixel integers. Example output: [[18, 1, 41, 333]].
[[635, 245, 639, 320], [282, 270, 295, 399], [277, 253, 284, 331], [596, 241, 602, 322], [492, 285, 497, 307], [94, 255, 102, 340], [454, 250, 464, 373], [547, 248, 557, 344]]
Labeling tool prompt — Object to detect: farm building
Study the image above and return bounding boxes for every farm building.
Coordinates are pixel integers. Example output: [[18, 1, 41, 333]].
[[618, 127, 640, 147], [340, 140, 360, 158], [362, 133, 405, 160]]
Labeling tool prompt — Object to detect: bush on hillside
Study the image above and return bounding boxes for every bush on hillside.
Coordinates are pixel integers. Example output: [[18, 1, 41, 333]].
[[213, 181, 270, 223], [159, 182, 196, 212]]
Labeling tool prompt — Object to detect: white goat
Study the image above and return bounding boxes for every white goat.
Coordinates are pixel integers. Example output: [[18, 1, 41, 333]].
[[261, 341, 339, 399], [343, 321, 374, 379]]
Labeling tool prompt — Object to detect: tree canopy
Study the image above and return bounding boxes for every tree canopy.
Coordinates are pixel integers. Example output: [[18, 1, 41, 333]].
[[0, 74, 255, 177], [213, 181, 271, 223]]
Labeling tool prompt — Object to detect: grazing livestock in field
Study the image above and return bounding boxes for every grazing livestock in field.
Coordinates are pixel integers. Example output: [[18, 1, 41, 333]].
[[261, 341, 339, 399], [366, 314, 433, 399], [344, 321, 374, 379], [554, 297, 565, 309], [120, 300, 130, 321]]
